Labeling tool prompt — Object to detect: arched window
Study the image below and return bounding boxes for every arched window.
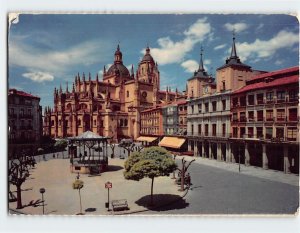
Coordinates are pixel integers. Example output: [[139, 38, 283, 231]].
[[78, 120, 81, 126], [51, 120, 54, 126], [124, 119, 128, 127], [120, 119, 124, 127], [127, 91, 129, 98], [94, 119, 96, 126]]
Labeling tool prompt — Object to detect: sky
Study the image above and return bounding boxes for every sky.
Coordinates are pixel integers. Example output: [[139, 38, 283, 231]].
[[8, 14, 299, 109]]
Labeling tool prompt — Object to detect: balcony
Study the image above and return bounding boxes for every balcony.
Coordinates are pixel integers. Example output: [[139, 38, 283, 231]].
[[187, 132, 231, 138], [265, 117, 274, 122], [239, 117, 247, 122]]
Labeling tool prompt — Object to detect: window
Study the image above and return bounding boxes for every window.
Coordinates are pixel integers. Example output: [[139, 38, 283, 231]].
[[248, 127, 254, 138], [266, 92, 273, 102], [240, 112, 246, 122], [289, 108, 297, 121], [198, 124, 201, 135], [184, 106, 187, 111], [212, 124, 216, 136], [257, 127, 263, 138], [266, 110, 273, 121], [266, 127, 273, 139], [191, 124, 194, 135], [212, 101, 217, 111], [277, 91, 285, 102], [222, 81, 226, 91], [222, 123, 226, 137], [51, 120, 54, 126], [78, 120, 81, 126], [233, 127, 238, 138], [222, 100, 226, 111], [248, 95, 254, 105], [198, 104, 202, 113], [65, 120, 68, 127], [233, 112, 238, 122], [257, 110, 263, 121], [59, 120, 61, 126], [240, 96, 246, 106], [120, 119, 124, 127], [240, 127, 245, 138], [287, 127, 297, 141], [276, 109, 285, 121], [232, 97, 238, 107], [289, 89, 298, 101], [94, 120, 96, 126], [257, 93, 264, 104], [205, 103, 209, 112], [276, 128, 284, 139], [28, 108, 32, 115], [248, 111, 254, 121], [20, 108, 24, 116], [191, 105, 194, 114], [124, 119, 128, 126], [205, 124, 209, 136]]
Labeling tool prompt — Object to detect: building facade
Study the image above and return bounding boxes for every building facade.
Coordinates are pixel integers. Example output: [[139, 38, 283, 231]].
[[8, 89, 43, 144], [187, 35, 266, 162], [43, 45, 184, 140], [230, 66, 299, 174]]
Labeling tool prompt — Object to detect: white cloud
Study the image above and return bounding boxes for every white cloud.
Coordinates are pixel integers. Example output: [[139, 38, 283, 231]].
[[275, 60, 284, 65], [145, 18, 212, 65], [204, 59, 211, 65], [9, 38, 111, 76], [214, 44, 226, 50], [256, 23, 264, 31], [224, 23, 248, 33], [181, 60, 199, 73], [22, 72, 54, 83], [235, 30, 299, 62]]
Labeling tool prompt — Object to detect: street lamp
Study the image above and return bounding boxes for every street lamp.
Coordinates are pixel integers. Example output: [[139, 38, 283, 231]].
[[39, 188, 46, 215]]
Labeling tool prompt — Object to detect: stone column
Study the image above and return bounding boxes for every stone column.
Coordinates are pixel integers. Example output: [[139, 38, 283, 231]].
[[202, 143, 205, 158], [208, 142, 212, 159], [231, 144, 236, 163], [194, 141, 198, 157], [226, 143, 231, 162], [188, 140, 192, 151], [283, 145, 291, 174], [217, 143, 222, 161], [245, 143, 250, 166], [262, 144, 268, 169]]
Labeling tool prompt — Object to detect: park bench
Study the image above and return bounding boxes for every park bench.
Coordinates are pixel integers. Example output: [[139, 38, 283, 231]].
[[111, 199, 129, 211]]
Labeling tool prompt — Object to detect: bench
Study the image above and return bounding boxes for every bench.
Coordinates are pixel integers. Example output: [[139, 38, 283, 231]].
[[111, 199, 129, 211]]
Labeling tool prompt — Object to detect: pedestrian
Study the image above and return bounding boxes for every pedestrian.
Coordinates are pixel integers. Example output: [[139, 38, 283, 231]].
[[53, 153, 55, 159]]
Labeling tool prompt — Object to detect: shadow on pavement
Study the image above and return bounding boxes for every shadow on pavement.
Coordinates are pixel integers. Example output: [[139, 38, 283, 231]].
[[85, 207, 97, 212], [106, 165, 124, 172], [135, 194, 189, 211]]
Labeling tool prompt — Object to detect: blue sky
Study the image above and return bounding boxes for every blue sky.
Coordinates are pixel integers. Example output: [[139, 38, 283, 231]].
[[8, 14, 299, 108]]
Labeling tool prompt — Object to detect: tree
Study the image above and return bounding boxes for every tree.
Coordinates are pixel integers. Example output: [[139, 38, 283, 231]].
[[72, 179, 84, 214], [123, 146, 177, 205], [119, 139, 144, 157], [8, 155, 31, 209], [177, 157, 195, 191]]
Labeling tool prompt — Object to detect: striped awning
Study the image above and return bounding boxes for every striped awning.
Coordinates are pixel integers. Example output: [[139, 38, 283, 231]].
[[136, 136, 158, 143], [158, 137, 186, 149]]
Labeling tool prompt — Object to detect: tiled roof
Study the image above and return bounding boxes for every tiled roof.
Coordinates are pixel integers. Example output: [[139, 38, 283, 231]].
[[9, 89, 40, 99], [234, 74, 299, 94], [247, 66, 299, 83]]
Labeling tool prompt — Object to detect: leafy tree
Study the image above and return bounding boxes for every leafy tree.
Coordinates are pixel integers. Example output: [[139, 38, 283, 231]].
[[124, 146, 177, 205], [119, 139, 144, 157], [54, 139, 68, 150]]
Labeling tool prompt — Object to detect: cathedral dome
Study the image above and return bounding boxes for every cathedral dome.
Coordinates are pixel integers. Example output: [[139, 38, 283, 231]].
[[141, 46, 154, 63], [107, 63, 130, 77]]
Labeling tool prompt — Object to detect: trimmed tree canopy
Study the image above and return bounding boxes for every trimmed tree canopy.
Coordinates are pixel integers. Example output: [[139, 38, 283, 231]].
[[124, 146, 177, 181]]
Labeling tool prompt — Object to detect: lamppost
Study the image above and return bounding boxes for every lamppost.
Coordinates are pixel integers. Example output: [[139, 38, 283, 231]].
[[39, 188, 46, 215]]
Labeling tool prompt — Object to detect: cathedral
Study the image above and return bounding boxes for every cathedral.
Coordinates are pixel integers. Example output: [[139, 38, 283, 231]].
[[43, 45, 186, 140]]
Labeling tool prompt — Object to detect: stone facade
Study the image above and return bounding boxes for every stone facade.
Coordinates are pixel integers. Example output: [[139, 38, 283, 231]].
[[8, 89, 42, 144], [43, 45, 184, 140]]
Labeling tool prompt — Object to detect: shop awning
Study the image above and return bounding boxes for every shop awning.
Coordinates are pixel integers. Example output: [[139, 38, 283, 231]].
[[158, 137, 186, 149], [136, 136, 158, 143]]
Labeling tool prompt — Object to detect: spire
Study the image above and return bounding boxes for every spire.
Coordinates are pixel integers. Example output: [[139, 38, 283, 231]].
[[72, 83, 75, 93], [82, 72, 85, 82], [75, 75, 78, 83], [103, 65, 106, 75], [114, 44, 123, 64], [96, 73, 99, 82], [59, 84, 62, 94], [230, 30, 238, 58], [146, 45, 150, 54], [198, 46, 204, 72], [78, 72, 81, 82], [88, 72, 91, 82], [131, 64, 134, 78]]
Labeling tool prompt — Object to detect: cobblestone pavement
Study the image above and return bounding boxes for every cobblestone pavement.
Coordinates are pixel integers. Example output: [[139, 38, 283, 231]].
[[9, 156, 183, 215]]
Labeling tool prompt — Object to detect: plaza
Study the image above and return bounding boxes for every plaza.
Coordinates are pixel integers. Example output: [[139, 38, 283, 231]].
[[9, 147, 299, 215]]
